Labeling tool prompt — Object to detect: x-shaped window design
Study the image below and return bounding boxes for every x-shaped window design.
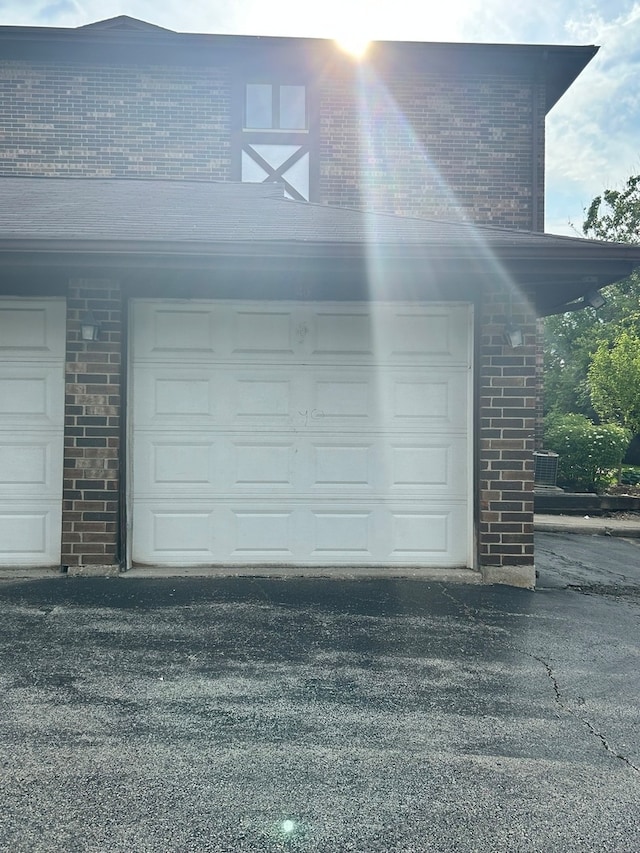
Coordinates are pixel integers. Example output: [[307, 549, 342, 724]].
[[242, 143, 310, 201]]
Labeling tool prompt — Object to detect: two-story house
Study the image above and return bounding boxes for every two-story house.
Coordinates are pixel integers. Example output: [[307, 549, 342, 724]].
[[0, 15, 638, 586]]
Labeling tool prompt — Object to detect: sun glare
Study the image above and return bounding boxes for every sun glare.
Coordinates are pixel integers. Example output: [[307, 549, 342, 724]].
[[335, 34, 371, 58]]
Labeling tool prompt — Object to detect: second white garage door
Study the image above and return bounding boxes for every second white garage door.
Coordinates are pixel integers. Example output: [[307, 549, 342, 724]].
[[131, 300, 472, 568], [0, 299, 65, 567]]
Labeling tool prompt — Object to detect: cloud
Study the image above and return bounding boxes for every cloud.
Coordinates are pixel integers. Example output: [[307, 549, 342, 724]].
[[545, 3, 640, 232], [458, 0, 589, 43], [37, 1, 80, 22]]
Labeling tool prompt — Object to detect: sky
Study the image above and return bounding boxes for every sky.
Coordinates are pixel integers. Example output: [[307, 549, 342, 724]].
[[1, 1, 639, 236]]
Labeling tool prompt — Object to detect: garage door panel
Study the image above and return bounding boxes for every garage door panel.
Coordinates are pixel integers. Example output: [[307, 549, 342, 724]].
[[133, 368, 218, 425], [311, 510, 373, 555], [390, 440, 465, 491], [389, 374, 468, 428], [135, 364, 468, 431], [135, 436, 297, 494], [153, 510, 214, 554], [311, 311, 373, 356], [309, 438, 468, 494], [0, 368, 64, 427], [235, 377, 293, 420], [132, 304, 219, 360], [0, 504, 61, 566], [312, 443, 372, 487], [134, 507, 217, 561], [134, 432, 467, 498], [0, 507, 49, 558], [134, 501, 468, 566], [233, 441, 294, 487], [0, 301, 66, 361], [0, 437, 62, 495], [132, 301, 471, 366], [313, 378, 371, 420], [231, 510, 294, 556], [232, 309, 295, 355], [152, 440, 216, 488], [135, 367, 304, 426], [393, 379, 447, 419], [390, 511, 450, 556], [386, 309, 465, 360], [309, 304, 469, 365]]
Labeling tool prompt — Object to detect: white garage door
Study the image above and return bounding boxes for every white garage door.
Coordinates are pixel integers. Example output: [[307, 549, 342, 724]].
[[0, 299, 65, 567], [131, 300, 472, 568]]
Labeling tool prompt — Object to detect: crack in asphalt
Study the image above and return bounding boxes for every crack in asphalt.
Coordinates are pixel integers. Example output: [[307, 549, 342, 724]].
[[525, 651, 640, 775], [536, 541, 640, 591], [442, 585, 640, 775], [566, 584, 640, 600], [440, 585, 479, 621], [528, 652, 563, 704], [581, 717, 640, 774]]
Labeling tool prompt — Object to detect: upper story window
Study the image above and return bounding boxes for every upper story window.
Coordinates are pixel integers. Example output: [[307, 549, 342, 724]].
[[245, 83, 307, 130], [239, 80, 314, 201]]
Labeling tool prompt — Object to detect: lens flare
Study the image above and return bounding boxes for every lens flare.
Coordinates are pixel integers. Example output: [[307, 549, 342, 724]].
[[335, 36, 371, 58]]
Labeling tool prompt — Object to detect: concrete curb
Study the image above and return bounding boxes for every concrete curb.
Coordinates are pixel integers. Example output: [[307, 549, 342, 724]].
[[535, 515, 640, 538]]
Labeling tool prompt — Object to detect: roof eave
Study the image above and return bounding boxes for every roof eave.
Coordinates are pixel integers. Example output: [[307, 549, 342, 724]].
[[0, 22, 598, 113], [0, 238, 638, 316]]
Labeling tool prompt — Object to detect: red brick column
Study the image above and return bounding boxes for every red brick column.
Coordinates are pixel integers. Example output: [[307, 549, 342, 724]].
[[62, 279, 123, 571], [478, 288, 537, 587]]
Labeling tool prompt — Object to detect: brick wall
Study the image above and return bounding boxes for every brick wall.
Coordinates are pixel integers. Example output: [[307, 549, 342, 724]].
[[62, 279, 122, 568], [319, 67, 545, 229], [0, 61, 231, 179], [0, 58, 543, 228], [479, 288, 537, 572]]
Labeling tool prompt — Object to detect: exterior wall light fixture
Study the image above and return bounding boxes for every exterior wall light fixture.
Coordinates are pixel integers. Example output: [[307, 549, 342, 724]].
[[585, 288, 606, 310], [503, 322, 524, 348], [80, 310, 101, 342]]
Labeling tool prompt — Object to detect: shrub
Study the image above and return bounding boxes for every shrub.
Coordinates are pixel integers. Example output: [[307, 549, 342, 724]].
[[544, 413, 631, 492]]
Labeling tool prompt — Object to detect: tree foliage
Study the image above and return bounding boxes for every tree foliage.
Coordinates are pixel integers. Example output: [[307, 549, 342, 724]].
[[583, 174, 640, 243], [589, 330, 640, 435], [543, 173, 640, 421]]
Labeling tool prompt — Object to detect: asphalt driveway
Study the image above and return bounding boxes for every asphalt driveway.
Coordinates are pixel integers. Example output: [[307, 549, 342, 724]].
[[0, 537, 639, 852]]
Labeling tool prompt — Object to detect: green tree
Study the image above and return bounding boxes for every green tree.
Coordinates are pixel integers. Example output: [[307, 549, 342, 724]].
[[589, 330, 640, 434], [544, 309, 604, 417], [583, 174, 640, 243], [543, 173, 640, 417]]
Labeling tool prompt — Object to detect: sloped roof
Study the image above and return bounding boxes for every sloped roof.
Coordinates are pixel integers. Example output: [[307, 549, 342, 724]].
[[0, 176, 614, 248], [77, 16, 174, 34], [0, 176, 638, 315]]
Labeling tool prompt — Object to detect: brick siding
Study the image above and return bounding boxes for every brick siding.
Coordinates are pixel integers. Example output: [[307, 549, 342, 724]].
[[0, 61, 231, 180], [479, 289, 537, 568], [62, 279, 122, 568], [319, 68, 545, 229]]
